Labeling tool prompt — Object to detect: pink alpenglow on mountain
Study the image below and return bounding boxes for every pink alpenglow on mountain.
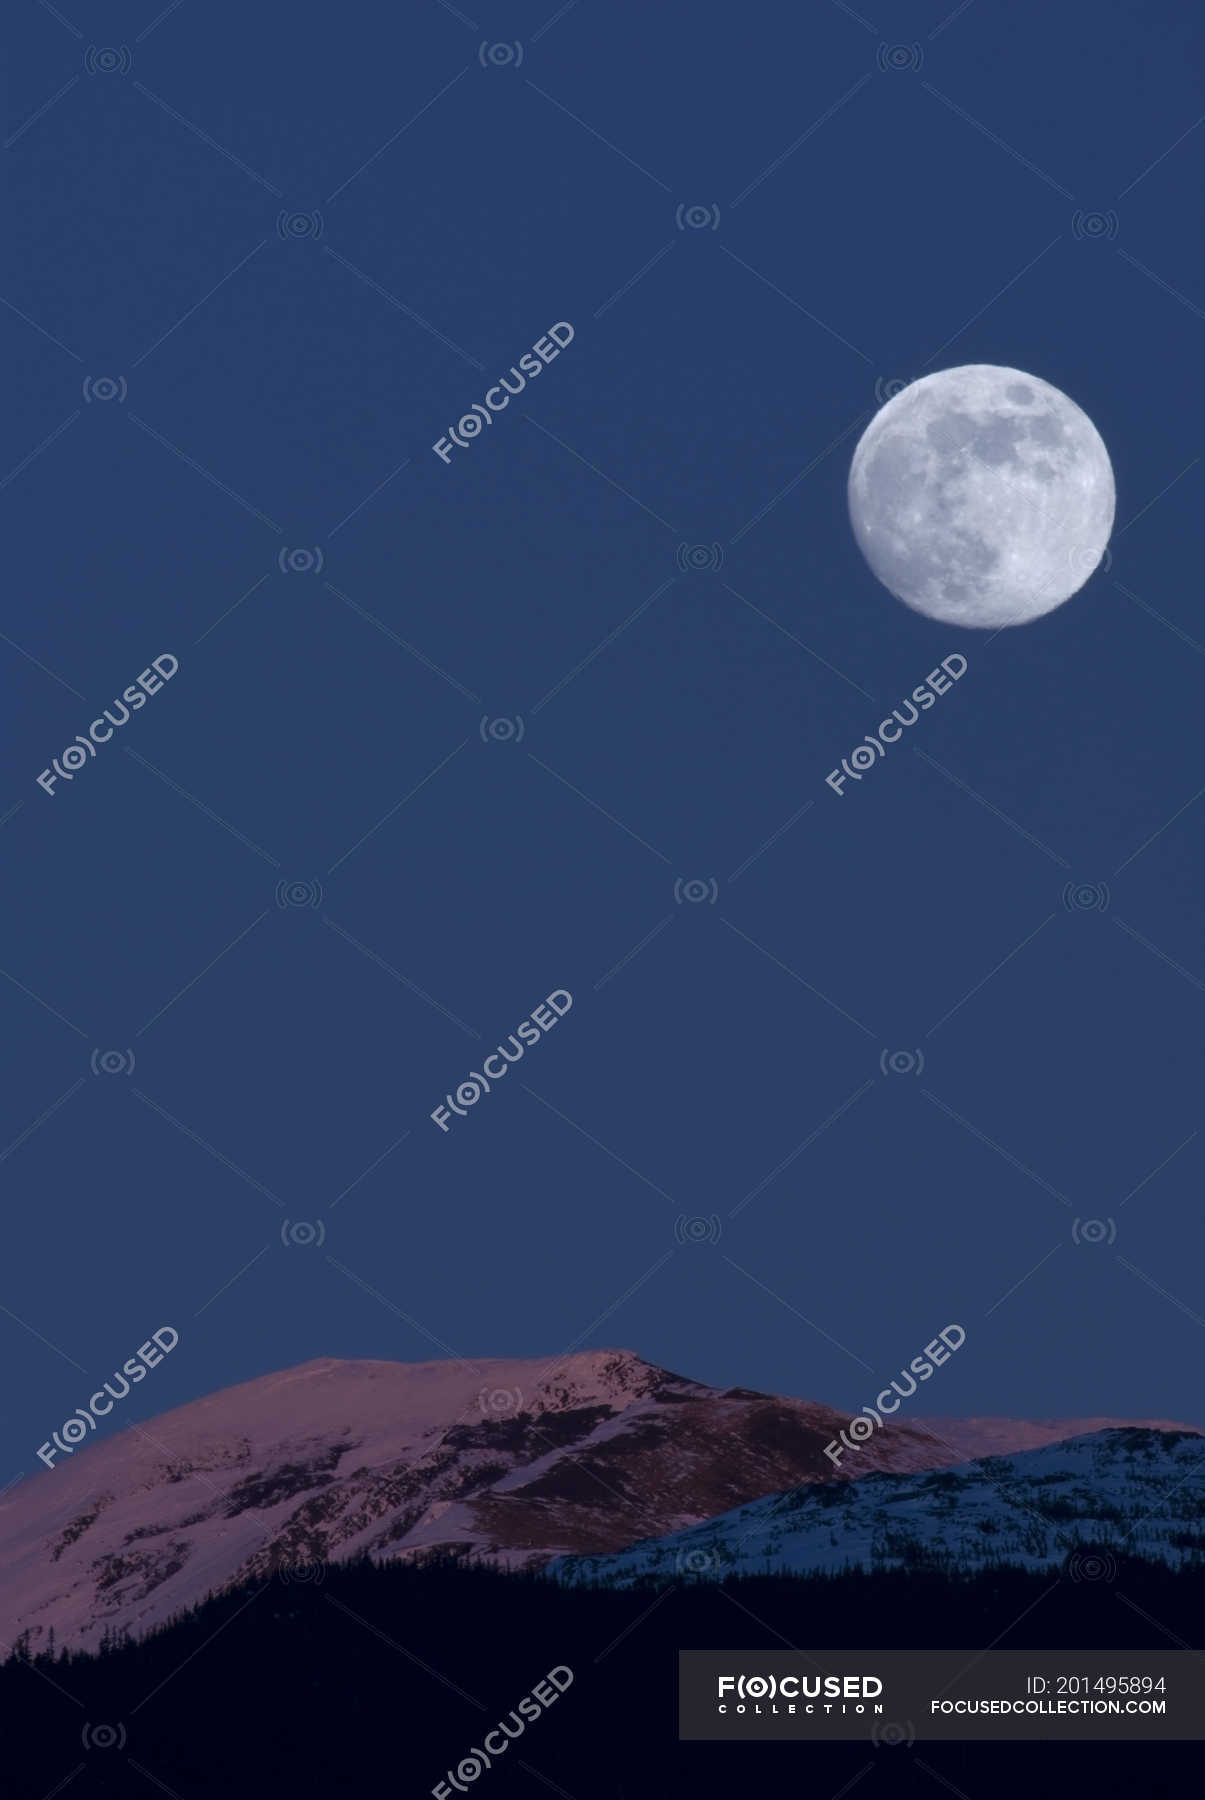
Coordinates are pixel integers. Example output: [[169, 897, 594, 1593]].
[[0, 1350, 1193, 1652]]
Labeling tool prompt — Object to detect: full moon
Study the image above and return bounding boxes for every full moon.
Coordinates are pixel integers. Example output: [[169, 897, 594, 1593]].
[[847, 364, 1115, 628]]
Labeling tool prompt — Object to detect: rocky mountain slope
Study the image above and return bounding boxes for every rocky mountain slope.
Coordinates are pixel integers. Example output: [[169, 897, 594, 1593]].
[[1, 1350, 1192, 1652], [554, 1427, 1205, 1584]]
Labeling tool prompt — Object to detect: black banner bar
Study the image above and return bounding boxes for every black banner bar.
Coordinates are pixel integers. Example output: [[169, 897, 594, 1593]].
[[678, 1650, 1205, 1740]]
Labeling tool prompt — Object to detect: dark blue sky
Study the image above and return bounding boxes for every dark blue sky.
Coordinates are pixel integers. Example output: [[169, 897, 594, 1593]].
[[4, 0, 1203, 1474]]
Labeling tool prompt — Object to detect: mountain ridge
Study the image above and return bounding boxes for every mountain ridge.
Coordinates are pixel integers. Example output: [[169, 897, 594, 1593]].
[[2, 1349, 1194, 1651], [553, 1426, 1205, 1585]]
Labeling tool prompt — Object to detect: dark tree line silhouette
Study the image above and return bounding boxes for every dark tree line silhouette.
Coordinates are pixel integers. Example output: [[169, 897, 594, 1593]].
[[2, 1555, 1199, 1798]]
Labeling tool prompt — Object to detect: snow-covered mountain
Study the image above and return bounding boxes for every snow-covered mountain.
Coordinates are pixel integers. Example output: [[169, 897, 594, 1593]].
[[897, 1413, 1199, 1460], [553, 1427, 1205, 1585], [1, 1350, 1193, 1652]]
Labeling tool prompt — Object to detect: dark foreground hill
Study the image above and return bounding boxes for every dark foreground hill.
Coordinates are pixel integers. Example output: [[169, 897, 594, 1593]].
[[3, 1554, 1200, 1799]]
